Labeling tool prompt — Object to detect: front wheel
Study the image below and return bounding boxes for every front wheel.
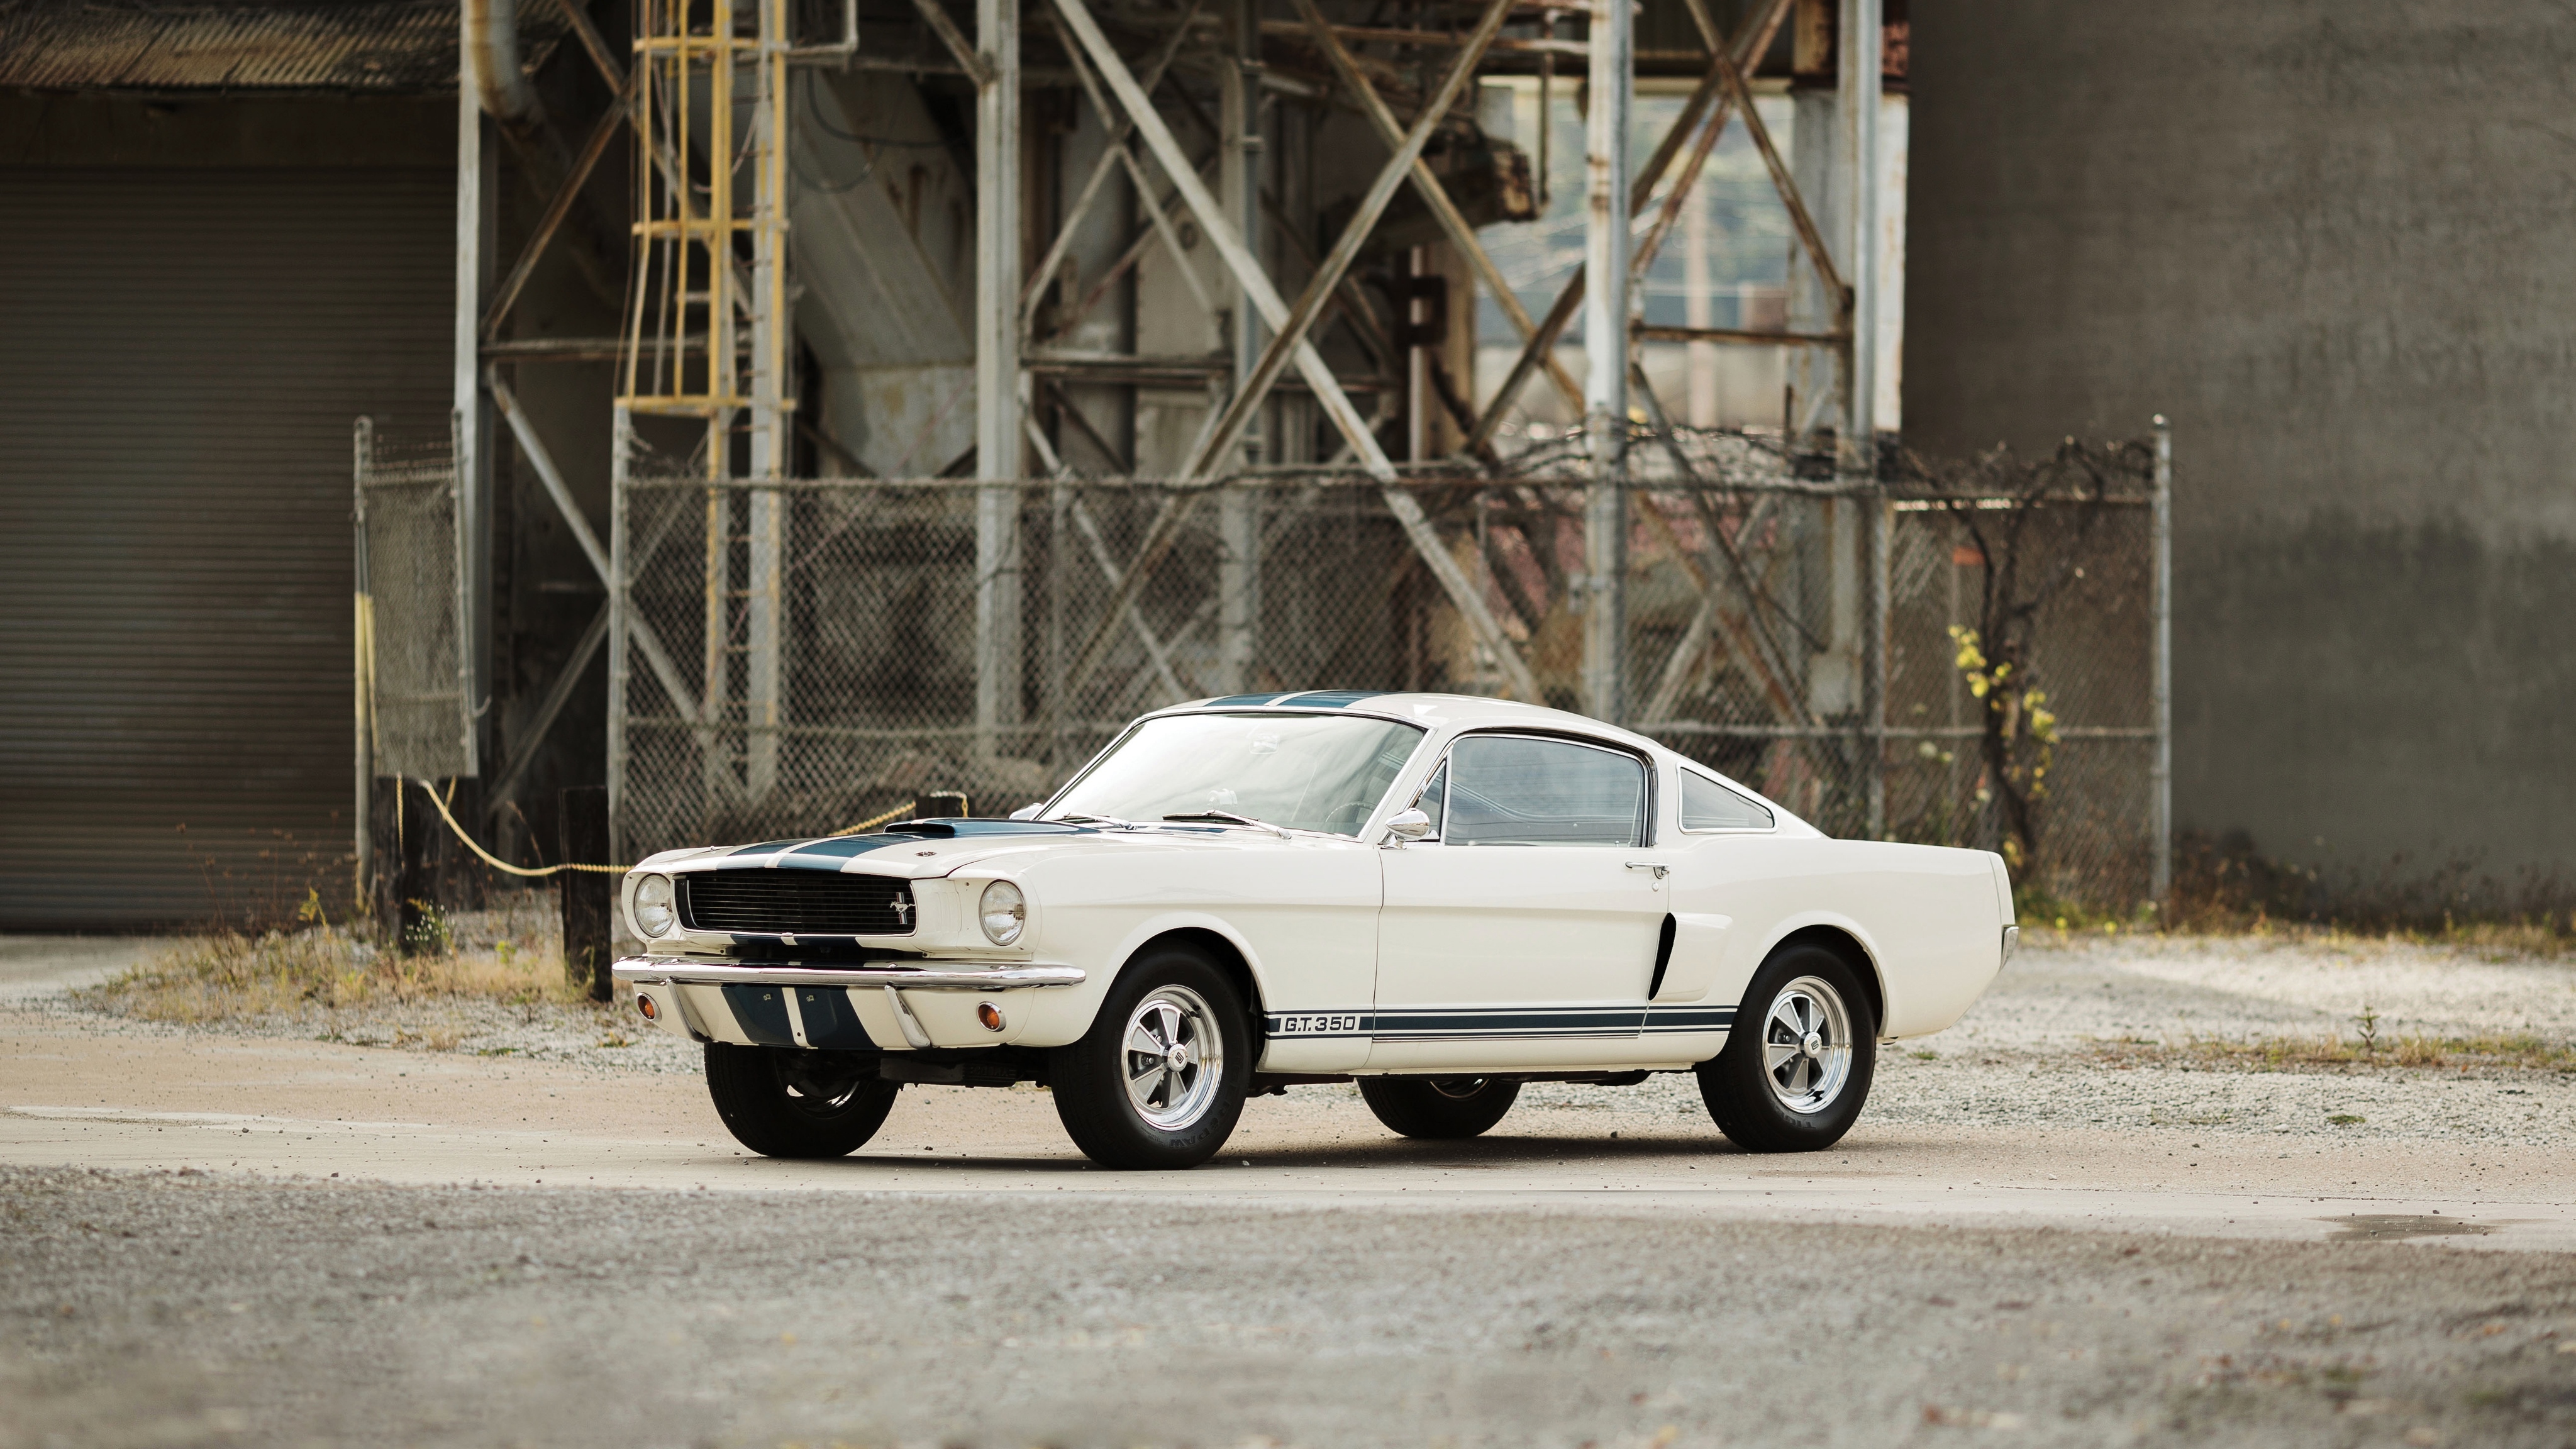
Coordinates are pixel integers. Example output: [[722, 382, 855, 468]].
[[704, 1043, 901, 1158], [1359, 1076, 1521, 1140], [1697, 945, 1876, 1153], [1049, 948, 1250, 1170]]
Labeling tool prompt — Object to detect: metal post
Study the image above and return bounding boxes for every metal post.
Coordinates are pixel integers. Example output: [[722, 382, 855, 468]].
[[352, 418, 374, 908], [559, 785, 611, 999], [453, 17, 494, 776], [1838, 0, 1879, 465], [1582, 0, 1633, 723], [606, 406, 631, 869], [2151, 414, 2174, 907], [1216, 0, 1261, 692], [745, 0, 791, 799], [974, 0, 1023, 758]]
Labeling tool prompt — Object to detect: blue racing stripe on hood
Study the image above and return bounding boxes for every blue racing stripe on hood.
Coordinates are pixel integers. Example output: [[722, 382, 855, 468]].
[[726, 839, 811, 857], [1199, 692, 1289, 707], [882, 819, 1095, 838], [777, 835, 913, 863]]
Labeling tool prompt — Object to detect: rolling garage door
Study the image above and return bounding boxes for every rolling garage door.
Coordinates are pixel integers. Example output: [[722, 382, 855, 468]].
[[0, 167, 453, 928]]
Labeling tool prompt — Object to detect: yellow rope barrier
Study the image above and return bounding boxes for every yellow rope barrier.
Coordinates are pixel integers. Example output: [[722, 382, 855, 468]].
[[409, 778, 630, 877], [828, 801, 920, 837], [411, 782, 936, 876]]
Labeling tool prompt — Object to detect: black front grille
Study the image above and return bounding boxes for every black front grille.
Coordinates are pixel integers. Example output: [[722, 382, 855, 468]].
[[680, 871, 915, 936]]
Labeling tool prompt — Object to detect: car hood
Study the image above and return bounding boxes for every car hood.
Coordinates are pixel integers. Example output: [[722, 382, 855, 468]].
[[633, 819, 1338, 880]]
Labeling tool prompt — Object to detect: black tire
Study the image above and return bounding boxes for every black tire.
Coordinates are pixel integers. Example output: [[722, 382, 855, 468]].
[[1358, 1076, 1521, 1140], [1050, 946, 1250, 1170], [1697, 944, 1877, 1153], [704, 1043, 901, 1158]]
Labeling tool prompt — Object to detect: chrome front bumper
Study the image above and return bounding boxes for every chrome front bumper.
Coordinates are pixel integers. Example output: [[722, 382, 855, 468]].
[[611, 955, 1085, 991], [613, 955, 1087, 1052]]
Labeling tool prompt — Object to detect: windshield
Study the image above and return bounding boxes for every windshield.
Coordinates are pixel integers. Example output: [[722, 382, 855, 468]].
[[1050, 713, 1426, 836]]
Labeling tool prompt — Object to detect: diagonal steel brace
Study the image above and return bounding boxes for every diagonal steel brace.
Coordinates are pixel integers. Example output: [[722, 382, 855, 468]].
[[1463, 0, 1793, 454], [1289, 0, 1584, 421], [1048, 0, 1541, 706]]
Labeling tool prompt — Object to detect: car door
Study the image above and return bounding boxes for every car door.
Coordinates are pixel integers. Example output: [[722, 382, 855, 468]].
[[1368, 733, 1670, 1069]]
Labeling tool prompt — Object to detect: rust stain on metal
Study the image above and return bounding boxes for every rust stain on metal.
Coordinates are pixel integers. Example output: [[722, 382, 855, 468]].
[[0, 1, 563, 93]]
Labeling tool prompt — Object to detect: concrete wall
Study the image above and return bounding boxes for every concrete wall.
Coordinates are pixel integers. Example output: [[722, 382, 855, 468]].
[[1904, 1, 2576, 890]]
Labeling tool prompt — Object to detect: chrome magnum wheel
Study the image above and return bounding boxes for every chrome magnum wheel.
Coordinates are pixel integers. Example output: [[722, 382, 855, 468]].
[[1121, 985, 1226, 1132], [1051, 947, 1250, 1170], [1698, 944, 1876, 1153], [1759, 975, 1855, 1114]]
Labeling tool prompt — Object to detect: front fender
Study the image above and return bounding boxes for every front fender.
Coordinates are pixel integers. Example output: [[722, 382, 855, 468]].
[[1007, 909, 1277, 1050]]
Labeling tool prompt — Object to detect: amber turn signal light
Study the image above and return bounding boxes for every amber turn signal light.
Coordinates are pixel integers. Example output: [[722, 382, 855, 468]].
[[976, 1002, 1006, 1032], [635, 993, 659, 1021]]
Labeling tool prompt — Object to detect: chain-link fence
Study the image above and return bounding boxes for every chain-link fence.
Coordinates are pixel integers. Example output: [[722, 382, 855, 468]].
[[609, 428, 2167, 911], [354, 416, 475, 781]]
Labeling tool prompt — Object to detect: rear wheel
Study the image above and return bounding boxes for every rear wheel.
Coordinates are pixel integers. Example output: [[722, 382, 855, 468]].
[[704, 1043, 900, 1158], [1050, 947, 1250, 1170], [1359, 1076, 1520, 1140], [1697, 945, 1876, 1153]]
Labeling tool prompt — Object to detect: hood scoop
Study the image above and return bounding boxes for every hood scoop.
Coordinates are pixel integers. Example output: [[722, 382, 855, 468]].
[[881, 818, 1094, 840]]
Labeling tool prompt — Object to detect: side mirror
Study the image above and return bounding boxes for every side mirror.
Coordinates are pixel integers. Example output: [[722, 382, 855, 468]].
[[1384, 808, 1432, 843], [1009, 803, 1044, 821]]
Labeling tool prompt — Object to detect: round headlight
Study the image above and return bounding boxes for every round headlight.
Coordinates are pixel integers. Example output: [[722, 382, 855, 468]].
[[978, 879, 1026, 946], [633, 873, 677, 938]]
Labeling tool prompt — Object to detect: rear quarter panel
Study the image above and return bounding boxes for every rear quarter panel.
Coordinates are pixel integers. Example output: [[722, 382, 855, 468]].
[[1663, 836, 2006, 1039]]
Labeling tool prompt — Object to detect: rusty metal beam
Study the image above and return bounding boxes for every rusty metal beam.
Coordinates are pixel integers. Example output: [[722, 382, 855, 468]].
[[1184, 0, 1516, 482], [909, 0, 994, 84], [482, 77, 630, 341], [1463, 0, 1792, 455], [1292, 0, 1584, 420], [1048, 0, 1541, 707], [1019, 2, 1202, 330], [1635, 324, 1844, 347]]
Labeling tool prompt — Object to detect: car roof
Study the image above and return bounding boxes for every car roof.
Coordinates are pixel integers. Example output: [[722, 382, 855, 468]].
[[1145, 691, 1666, 754]]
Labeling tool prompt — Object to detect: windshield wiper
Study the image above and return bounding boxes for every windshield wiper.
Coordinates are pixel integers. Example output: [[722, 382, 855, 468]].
[[1057, 813, 1147, 830], [1161, 811, 1293, 840]]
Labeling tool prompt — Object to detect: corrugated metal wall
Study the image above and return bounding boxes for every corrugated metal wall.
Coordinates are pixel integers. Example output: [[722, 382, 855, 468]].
[[0, 168, 453, 929]]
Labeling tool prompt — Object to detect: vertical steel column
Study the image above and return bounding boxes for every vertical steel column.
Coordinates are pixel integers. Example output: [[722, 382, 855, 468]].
[[607, 406, 633, 869], [1215, 0, 1262, 693], [701, 0, 741, 808], [1581, 0, 1633, 723], [974, 0, 1024, 760], [352, 419, 375, 901], [1840, 0, 1885, 836], [1837, 0, 1879, 462], [2150, 414, 2174, 907], [745, 0, 791, 799], [453, 15, 494, 775]]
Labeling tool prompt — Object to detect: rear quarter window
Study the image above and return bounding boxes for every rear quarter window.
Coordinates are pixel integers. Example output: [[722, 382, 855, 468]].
[[1679, 770, 1775, 831]]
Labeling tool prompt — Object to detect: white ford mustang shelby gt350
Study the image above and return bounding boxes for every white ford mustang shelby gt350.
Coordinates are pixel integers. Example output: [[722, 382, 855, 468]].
[[611, 692, 2016, 1169]]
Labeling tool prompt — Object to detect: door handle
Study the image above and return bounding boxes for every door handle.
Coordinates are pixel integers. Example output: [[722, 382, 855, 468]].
[[1625, 861, 1668, 880]]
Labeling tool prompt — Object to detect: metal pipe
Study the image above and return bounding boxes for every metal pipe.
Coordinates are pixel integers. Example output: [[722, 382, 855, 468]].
[[974, 0, 1023, 761], [2151, 414, 2174, 908], [1581, 0, 1632, 723], [464, 0, 538, 124]]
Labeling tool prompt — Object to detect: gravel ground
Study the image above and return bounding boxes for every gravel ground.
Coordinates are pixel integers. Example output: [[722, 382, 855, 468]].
[[7, 1166, 2576, 1449]]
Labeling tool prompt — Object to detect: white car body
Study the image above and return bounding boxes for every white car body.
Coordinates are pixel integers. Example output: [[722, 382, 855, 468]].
[[613, 692, 2013, 1078]]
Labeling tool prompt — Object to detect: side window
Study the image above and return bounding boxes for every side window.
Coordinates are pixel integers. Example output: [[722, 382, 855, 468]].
[[1445, 735, 1646, 847], [1413, 761, 1447, 839], [1680, 770, 1775, 831]]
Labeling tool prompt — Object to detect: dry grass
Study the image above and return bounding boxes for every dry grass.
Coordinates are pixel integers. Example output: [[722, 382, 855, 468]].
[[2011, 912, 2576, 962], [2092, 1032, 2576, 1075], [79, 893, 584, 1028]]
